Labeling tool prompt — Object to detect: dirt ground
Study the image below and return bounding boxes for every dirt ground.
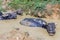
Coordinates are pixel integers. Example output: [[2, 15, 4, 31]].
[[0, 15, 60, 40]]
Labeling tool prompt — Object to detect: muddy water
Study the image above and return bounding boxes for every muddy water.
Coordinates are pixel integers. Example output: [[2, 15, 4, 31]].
[[0, 15, 60, 40]]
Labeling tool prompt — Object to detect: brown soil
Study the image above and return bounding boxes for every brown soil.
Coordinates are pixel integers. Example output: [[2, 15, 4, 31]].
[[0, 15, 60, 40]]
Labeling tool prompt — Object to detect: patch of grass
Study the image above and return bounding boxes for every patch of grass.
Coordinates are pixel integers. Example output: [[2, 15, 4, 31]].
[[0, 0, 60, 18]]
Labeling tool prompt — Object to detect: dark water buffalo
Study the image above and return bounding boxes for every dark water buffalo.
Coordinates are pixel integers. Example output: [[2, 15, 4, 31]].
[[20, 18, 56, 36], [16, 9, 23, 15], [46, 23, 56, 36], [0, 12, 17, 20]]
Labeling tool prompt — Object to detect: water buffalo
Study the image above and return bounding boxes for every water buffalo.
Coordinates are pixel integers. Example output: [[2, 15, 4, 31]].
[[20, 18, 56, 36], [46, 23, 56, 36], [1, 12, 17, 20]]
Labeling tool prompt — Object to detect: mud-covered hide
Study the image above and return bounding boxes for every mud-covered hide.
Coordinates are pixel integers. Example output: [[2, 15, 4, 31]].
[[7, 12, 17, 19], [16, 8, 23, 15], [0, 16, 3, 20], [20, 18, 47, 28], [2, 13, 9, 19], [0, 11, 17, 20], [46, 23, 56, 36]]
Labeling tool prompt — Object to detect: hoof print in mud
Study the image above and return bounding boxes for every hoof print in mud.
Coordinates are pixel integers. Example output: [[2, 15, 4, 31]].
[[0, 28, 34, 40], [15, 28, 20, 30], [46, 23, 56, 36]]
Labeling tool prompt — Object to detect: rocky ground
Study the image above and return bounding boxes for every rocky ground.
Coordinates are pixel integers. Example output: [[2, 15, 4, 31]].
[[0, 15, 60, 40]]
